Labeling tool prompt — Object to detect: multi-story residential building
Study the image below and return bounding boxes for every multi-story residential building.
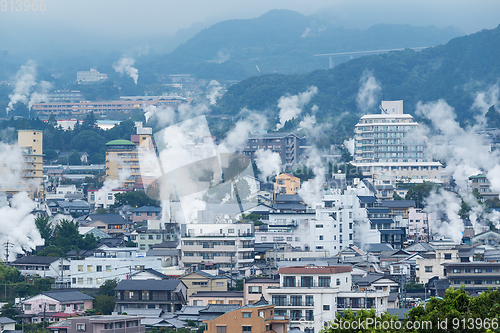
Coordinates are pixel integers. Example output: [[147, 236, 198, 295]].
[[132, 228, 178, 252], [416, 247, 459, 284], [469, 174, 498, 199], [105, 140, 140, 189], [79, 213, 131, 237], [202, 302, 288, 333], [443, 262, 500, 293], [114, 279, 187, 313], [11, 257, 70, 279], [243, 133, 301, 168], [244, 277, 280, 305], [46, 90, 84, 102], [76, 68, 108, 83], [353, 100, 443, 181], [408, 208, 431, 241], [181, 271, 227, 297], [87, 188, 131, 210], [274, 173, 300, 195], [48, 315, 146, 333], [22, 291, 93, 324], [189, 291, 244, 306], [69, 248, 162, 288], [180, 222, 254, 273], [32, 98, 182, 117], [268, 266, 389, 333], [130, 206, 162, 225]]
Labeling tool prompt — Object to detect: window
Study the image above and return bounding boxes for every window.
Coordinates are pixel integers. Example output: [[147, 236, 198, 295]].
[[323, 305, 330, 311], [474, 268, 482, 273], [87, 278, 93, 284], [242, 312, 251, 318], [96, 278, 102, 285], [305, 295, 314, 306], [76, 324, 85, 331], [284, 276, 295, 287], [291, 295, 302, 306], [319, 235, 324, 240], [156, 235, 162, 240], [301, 276, 313, 287], [444, 253, 452, 260], [78, 265, 83, 272], [316, 224, 323, 228], [96, 265, 102, 272], [78, 278, 83, 284], [106, 265, 112, 272], [453, 280, 461, 285], [61, 305, 66, 311], [242, 327, 252, 332], [217, 327, 227, 333], [452, 269, 461, 273], [248, 286, 262, 294], [318, 276, 331, 287], [149, 235, 154, 240], [87, 265, 93, 272], [25, 304, 31, 310], [216, 281, 224, 287], [425, 266, 433, 273], [336, 278, 340, 286]]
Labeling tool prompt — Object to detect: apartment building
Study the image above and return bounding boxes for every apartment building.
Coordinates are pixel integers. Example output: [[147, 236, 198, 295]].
[[267, 266, 388, 333], [415, 248, 459, 284], [77, 68, 108, 83], [469, 174, 498, 199], [243, 133, 301, 168], [443, 262, 500, 293], [244, 277, 280, 304], [274, 173, 301, 195], [48, 315, 146, 333], [180, 223, 254, 273], [353, 100, 443, 181], [181, 271, 227, 297]]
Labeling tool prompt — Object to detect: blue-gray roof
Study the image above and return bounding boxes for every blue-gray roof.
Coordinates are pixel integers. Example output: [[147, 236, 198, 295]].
[[370, 218, 394, 224], [367, 207, 392, 214], [380, 229, 405, 235], [115, 279, 183, 291], [364, 243, 394, 252], [85, 213, 127, 225], [358, 196, 378, 203], [131, 206, 162, 213], [381, 200, 415, 208], [42, 291, 93, 302]]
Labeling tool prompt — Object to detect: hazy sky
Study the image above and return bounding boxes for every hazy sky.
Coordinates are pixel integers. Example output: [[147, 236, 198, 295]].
[[1, 0, 500, 54]]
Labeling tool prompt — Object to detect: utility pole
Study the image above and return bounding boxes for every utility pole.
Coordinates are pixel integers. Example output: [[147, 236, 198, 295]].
[[3, 241, 13, 262]]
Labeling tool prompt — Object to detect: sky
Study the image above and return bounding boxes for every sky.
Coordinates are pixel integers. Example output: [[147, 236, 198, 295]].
[[1, 0, 500, 55]]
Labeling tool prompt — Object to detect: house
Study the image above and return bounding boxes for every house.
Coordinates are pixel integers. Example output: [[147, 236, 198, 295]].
[[130, 206, 162, 225], [181, 271, 227, 297], [244, 276, 280, 305], [130, 268, 169, 280], [274, 173, 301, 196], [22, 291, 93, 324], [188, 291, 244, 306], [114, 279, 187, 313], [47, 199, 90, 215], [355, 273, 400, 308], [0, 317, 16, 332], [48, 315, 145, 333], [79, 214, 131, 237], [203, 302, 288, 333], [11, 257, 70, 279], [443, 261, 500, 294]]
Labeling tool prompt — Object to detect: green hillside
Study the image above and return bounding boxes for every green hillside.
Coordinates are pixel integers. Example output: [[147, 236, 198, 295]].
[[213, 24, 500, 137], [148, 9, 461, 80]]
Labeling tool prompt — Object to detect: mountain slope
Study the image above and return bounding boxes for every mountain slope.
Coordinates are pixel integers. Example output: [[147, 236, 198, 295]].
[[147, 9, 462, 80], [213, 24, 500, 135]]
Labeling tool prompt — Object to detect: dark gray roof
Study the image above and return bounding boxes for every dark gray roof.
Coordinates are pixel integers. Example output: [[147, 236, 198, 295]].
[[0, 317, 16, 324], [369, 218, 394, 224], [85, 213, 127, 225], [12, 256, 59, 265], [356, 273, 385, 286], [131, 206, 162, 213], [151, 241, 180, 249], [405, 242, 435, 253], [274, 194, 304, 203], [133, 268, 169, 279], [198, 304, 240, 321], [379, 229, 404, 235], [381, 200, 415, 208], [273, 202, 307, 211], [42, 291, 93, 302], [49, 199, 89, 209], [367, 207, 392, 214], [358, 196, 378, 203], [115, 279, 182, 291]]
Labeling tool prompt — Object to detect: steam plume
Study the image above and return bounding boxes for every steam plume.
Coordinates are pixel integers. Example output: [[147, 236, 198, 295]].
[[113, 57, 139, 84], [6, 60, 37, 114], [206, 80, 223, 105], [356, 70, 381, 112], [255, 149, 281, 181], [276, 86, 318, 130]]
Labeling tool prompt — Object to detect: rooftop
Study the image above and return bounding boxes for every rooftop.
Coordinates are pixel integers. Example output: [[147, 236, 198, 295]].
[[278, 265, 352, 274], [115, 279, 183, 291]]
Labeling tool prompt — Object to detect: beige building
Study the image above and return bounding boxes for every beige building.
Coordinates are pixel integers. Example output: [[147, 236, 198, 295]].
[[180, 271, 227, 297], [189, 291, 243, 306], [203, 303, 288, 333], [416, 248, 459, 284], [274, 173, 300, 196], [244, 277, 279, 305]]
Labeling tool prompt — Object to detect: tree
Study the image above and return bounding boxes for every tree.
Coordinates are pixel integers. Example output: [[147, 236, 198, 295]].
[[35, 215, 52, 246], [98, 278, 119, 297], [52, 219, 82, 253], [112, 191, 160, 209], [93, 295, 115, 315], [405, 181, 439, 208], [234, 179, 251, 201]]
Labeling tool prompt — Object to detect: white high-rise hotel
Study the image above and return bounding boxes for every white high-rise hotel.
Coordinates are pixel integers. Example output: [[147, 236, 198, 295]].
[[353, 100, 443, 181]]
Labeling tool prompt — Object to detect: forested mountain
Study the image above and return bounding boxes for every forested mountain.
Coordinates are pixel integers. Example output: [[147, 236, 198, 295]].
[[147, 9, 461, 80], [213, 23, 500, 136]]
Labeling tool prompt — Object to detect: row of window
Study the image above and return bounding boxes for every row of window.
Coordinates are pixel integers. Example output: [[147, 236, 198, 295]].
[[452, 280, 500, 285], [72, 277, 104, 285]]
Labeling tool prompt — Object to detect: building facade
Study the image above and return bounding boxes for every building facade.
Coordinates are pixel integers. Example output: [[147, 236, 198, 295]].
[[243, 133, 301, 168]]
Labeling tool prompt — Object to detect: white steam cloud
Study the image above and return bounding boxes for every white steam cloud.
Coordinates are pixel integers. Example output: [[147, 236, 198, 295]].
[[255, 149, 281, 181], [219, 112, 267, 153], [113, 57, 139, 84], [356, 70, 381, 112], [6, 60, 38, 114], [95, 168, 132, 203], [207, 80, 223, 105], [276, 86, 318, 130], [29, 80, 53, 109], [297, 148, 327, 208]]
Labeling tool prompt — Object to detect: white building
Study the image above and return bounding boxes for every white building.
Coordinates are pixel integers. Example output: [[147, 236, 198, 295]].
[[87, 188, 130, 210], [268, 266, 389, 333], [180, 222, 254, 274], [76, 68, 108, 83], [69, 248, 162, 288], [353, 100, 443, 181]]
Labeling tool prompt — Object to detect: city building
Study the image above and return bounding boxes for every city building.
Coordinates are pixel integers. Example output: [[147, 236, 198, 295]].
[[11, 257, 70, 279], [267, 266, 389, 333], [22, 291, 93, 324], [415, 247, 459, 284], [274, 173, 301, 195], [180, 222, 254, 273], [244, 277, 280, 305], [443, 261, 500, 293], [79, 214, 131, 237], [46, 90, 84, 102], [48, 315, 146, 333], [202, 303, 288, 333], [189, 291, 244, 306], [469, 174, 499, 199], [15, 130, 44, 198], [76, 68, 108, 83], [180, 271, 228, 297], [130, 206, 162, 225], [352, 100, 443, 181], [114, 279, 187, 313], [243, 133, 301, 168], [87, 188, 131, 210]]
